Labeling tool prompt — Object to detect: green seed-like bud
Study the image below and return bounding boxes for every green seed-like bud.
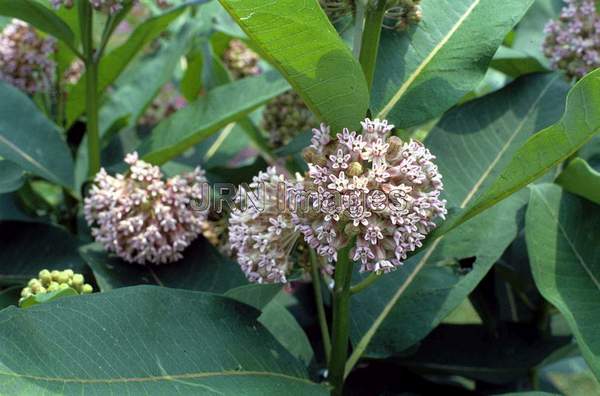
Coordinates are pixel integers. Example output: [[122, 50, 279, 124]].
[[347, 161, 363, 177], [82, 284, 93, 294], [30, 281, 43, 293], [50, 270, 60, 281], [57, 271, 69, 284], [71, 274, 84, 288], [64, 269, 74, 278], [48, 282, 59, 292], [58, 283, 69, 290], [39, 269, 52, 285], [20, 287, 32, 298]]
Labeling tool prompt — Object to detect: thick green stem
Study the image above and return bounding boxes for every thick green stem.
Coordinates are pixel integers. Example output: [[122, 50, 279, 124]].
[[310, 249, 332, 364], [358, 0, 387, 92], [328, 241, 355, 396], [80, 1, 100, 177]]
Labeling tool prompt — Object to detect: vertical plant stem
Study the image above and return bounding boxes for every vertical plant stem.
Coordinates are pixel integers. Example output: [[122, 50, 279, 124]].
[[310, 249, 332, 364], [79, 1, 100, 177], [358, 0, 387, 92], [328, 241, 355, 396]]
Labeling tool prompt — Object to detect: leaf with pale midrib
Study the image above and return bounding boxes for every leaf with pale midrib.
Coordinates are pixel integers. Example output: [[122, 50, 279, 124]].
[[526, 184, 600, 380], [0, 286, 327, 394], [137, 71, 290, 164], [0, 82, 74, 189], [347, 73, 570, 367], [372, 0, 535, 128], [217, 0, 368, 132]]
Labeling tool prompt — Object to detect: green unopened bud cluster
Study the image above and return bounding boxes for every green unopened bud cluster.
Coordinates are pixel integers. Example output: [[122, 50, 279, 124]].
[[19, 269, 93, 304], [262, 91, 318, 148], [384, 0, 422, 31]]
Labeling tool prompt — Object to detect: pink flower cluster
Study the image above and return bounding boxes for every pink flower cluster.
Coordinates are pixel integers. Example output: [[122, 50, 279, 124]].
[[543, 0, 600, 79], [229, 167, 301, 284], [222, 39, 262, 80], [0, 20, 56, 95], [84, 153, 208, 265], [292, 119, 446, 273], [139, 83, 187, 127]]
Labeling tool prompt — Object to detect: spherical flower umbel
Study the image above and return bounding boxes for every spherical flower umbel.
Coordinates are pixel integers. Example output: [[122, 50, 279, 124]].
[[292, 118, 447, 274], [84, 152, 209, 265], [262, 90, 318, 148], [139, 83, 187, 127], [543, 0, 600, 79], [19, 269, 93, 305], [222, 39, 262, 80], [229, 167, 303, 284], [0, 20, 56, 95]]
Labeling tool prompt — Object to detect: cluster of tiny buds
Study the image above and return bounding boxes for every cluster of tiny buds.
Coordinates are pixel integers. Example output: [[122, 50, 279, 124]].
[[293, 118, 446, 274], [543, 0, 600, 79], [20, 269, 93, 305], [84, 152, 209, 265], [262, 90, 318, 148], [384, 0, 423, 31], [0, 20, 56, 95], [222, 39, 262, 80], [139, 83, 187, 127]]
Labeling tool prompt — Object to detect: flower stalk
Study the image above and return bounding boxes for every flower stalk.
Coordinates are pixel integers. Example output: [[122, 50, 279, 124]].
[[328, 239, 355, 396], [358, 0, 387, 91], [310, 249, 332, 364], [79, 0, 100, 177]]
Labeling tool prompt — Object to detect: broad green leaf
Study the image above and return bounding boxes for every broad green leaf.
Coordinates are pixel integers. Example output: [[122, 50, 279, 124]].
[[0, 286, 327, 394], [65, 6, 187, 126], [217, 0, 368, 131], [79, 239, 246, 293], [556, 158, 600, 205], [0, 0, 78, 54], [181, 48, 204, 101], [137, 71, 289, 164], [348, 72, 570, 367], [527, 184, 600, 379], [349, 191, 527, 360], [0, 221, 84, 286], [19, 287, 78, 309], [372, 0, 535, 128], [0, 160, 24, 193], [394, 324, 570, 384], [0, 194, 34, 222], [0, 82, 74, 189], [491, 46, 547, 77], [446, 68, 600, 233]]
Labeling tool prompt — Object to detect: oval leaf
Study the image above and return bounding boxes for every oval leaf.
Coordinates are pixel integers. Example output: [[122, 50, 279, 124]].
[[218, 0, 369, 131], [0, 82, 74, 189], [372, 0, 535, 127], [0, 286, 327, 394], [526, 184, 600, 379], [0, 160, 24, 193]]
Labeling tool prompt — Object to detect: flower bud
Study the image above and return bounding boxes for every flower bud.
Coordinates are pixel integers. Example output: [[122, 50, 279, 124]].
[[347, 162, 364, 177], [82, 284, 93, 294]]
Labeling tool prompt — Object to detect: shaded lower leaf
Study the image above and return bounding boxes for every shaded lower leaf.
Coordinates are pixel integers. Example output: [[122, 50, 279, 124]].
[[0, 221, 84, 286], [0, 81, 74, 189], [0, 286, 327, 394], [394, 324, 570, 384], [556, 158, 600, 205], [526, 184, 600, 379], [79, 238, 246, 293], [491, 46, 547, 77], [225, 283, 283, 309], [350, 191, 528, 360]]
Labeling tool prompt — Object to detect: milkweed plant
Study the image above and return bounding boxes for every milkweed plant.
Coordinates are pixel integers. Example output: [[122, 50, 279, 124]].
[[0, 0, 599, 394]]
